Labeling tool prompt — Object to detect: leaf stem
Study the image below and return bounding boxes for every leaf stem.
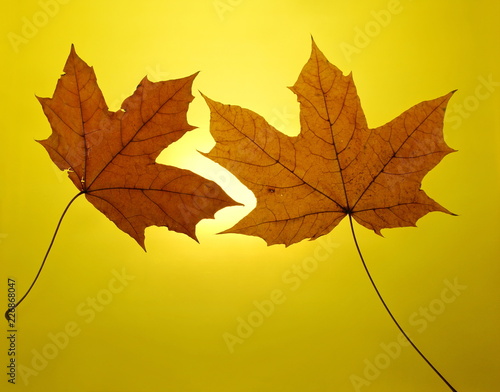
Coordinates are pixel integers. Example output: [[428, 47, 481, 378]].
[[348, 215, 457, 392], [5, 191, 85, 321]]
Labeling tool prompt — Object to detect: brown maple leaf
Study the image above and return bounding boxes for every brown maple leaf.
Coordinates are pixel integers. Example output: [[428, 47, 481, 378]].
[[203, 40, 455, 246], [38, 45, 238, 249]]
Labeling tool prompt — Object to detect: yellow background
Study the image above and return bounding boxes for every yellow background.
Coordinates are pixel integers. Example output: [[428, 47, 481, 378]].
[[1, 0, 499, 391]]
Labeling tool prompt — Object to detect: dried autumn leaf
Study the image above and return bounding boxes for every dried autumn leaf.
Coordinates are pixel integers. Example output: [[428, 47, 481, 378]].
[[38, 45, 238, 249], [203, 40, 455, 246]]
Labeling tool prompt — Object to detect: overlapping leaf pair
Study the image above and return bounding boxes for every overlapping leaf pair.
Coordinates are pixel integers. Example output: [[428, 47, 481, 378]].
[[39, 40, 454, 248], [33, 42, 458, 390]]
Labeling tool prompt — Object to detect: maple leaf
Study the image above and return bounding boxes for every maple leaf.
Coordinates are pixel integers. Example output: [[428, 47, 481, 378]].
[[203, 40, 455, 246], [38, 45, 238, 249]]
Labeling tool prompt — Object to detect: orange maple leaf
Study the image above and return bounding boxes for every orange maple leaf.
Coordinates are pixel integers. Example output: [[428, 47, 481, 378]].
[[38, 45, 238, 249], [203, 40, 455, 246]]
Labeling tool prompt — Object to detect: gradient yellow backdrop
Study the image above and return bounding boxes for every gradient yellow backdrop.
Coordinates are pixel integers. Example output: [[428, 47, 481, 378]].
[[1, 1, 499, 391]]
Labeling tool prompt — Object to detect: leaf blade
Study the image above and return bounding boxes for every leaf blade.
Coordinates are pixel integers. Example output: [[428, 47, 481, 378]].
[[204, 40, 455, 246], [38, 46, 239, 249]]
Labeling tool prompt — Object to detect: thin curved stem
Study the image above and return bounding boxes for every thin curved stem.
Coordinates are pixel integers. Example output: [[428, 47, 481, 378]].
[[348, 215, 457, 392], [5, 192, 85, 321]]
